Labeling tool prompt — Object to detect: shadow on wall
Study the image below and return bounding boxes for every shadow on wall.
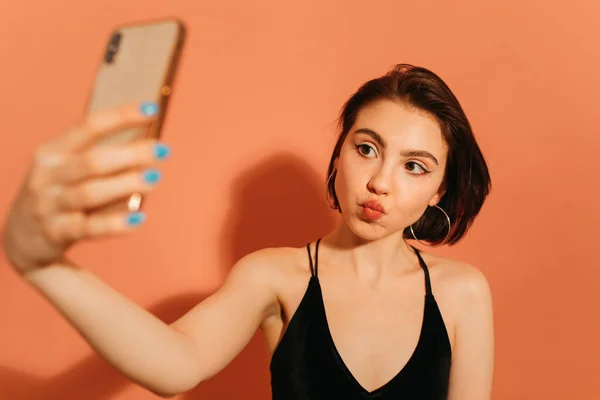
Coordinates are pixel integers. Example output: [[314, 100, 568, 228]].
[[0, 153, 338, 399]]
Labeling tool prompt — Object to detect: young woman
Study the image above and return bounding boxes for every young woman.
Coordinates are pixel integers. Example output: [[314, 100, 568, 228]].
[[3, 64, 494, 399]]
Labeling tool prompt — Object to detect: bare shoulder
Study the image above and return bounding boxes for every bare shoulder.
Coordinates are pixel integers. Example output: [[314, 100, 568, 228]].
[[419, 251, 492, 303], [229, 245, 311, 289], [417, 250, 493, 347], [228, 244, 313, 337]]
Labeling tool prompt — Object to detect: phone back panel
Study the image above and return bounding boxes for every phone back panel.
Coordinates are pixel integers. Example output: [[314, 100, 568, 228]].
[[84, 19, 185, 213], [86, 19, 185, 146]]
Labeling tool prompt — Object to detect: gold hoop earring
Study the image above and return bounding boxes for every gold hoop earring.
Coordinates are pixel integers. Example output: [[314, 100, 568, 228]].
[[325, 169, 338, 209], [410, 204, 451, 246]]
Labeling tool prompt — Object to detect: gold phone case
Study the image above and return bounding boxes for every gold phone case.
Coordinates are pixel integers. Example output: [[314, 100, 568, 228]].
[[84, 18, 186, 214]]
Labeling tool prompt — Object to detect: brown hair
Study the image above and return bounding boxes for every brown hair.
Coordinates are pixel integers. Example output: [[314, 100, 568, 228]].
[[325, 64, 491, 246]]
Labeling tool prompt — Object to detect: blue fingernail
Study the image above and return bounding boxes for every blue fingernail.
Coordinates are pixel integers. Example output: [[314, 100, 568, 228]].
[[126, 212, 146, 226], [143, 169, 161, 184], [140, 102, 159, 116], [153, 143, 171, 159]]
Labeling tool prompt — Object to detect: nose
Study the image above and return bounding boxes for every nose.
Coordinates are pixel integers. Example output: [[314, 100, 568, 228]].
[[367, 166, 391, 195]]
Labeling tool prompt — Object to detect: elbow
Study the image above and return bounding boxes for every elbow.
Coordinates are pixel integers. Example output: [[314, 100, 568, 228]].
[[148, 383, 193, 398], [147, 375, 206, 398], [145, 331, 208, 398], [154, 391, 178, 399], [146, 385, 182, 398], [150, 386, 187, 399], [141, 378, 194, 398]]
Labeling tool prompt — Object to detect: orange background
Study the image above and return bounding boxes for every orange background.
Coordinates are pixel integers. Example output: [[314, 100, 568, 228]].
[[1, 1, 599, 399]]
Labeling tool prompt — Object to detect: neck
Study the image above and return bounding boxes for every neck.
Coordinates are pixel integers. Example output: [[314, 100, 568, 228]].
[[321, 221, 419, 282]]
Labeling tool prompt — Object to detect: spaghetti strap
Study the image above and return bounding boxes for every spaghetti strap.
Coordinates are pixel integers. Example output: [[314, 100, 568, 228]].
[[413, 247, 433, 296], [306, 238, 322, 278], [314, 238, 321, 277], [306, 243, 315, 277]]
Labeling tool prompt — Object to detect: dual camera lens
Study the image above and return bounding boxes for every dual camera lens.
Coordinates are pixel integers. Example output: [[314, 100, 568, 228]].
[[104, 31, 122, 64]]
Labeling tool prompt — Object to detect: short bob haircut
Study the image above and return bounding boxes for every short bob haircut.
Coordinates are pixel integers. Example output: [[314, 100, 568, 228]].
[[325, 64, 491, 246]]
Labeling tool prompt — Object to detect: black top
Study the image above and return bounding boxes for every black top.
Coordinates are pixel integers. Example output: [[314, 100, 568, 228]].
[[270, 238, 452, 399]]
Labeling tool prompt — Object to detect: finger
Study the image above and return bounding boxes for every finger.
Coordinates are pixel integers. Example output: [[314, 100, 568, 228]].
[[45, 101, 160, 154], [43, 211, 147, 243], [86, 211, 148, 237], [50, 139, 171, 185], [54, 168, 162, 212]]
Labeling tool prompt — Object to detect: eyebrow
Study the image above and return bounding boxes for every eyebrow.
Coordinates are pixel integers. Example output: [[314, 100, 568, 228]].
[[354, 128, 440, 165]]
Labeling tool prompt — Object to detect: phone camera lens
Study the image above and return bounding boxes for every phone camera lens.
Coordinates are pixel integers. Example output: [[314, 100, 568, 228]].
[[104, 31, 122, 64]]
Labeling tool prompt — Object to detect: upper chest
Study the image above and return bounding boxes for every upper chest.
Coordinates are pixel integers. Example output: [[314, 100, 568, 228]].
[[314, 269, 430, 389], [317, 267, 426, 341], [264, 251, 457, 347], [265, 257, 455, 393]]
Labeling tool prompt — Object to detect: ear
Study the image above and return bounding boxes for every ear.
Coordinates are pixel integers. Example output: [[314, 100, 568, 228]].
[[429, 186, 446, 207]]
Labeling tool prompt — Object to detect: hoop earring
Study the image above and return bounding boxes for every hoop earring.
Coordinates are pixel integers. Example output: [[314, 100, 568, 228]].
[[325, 169, 338, 209], [410, 204, 451, 246]]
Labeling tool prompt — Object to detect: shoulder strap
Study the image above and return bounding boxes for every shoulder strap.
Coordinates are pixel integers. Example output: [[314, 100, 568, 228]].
[[306, 243, 315, 277], [314, 238, 321, 277], [413, 247, 433, 296], [306, 238, 322, 278]]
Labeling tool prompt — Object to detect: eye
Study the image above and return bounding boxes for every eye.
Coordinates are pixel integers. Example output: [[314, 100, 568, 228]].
[[406, 161, 429, 175], [355, 144, 376, 158]]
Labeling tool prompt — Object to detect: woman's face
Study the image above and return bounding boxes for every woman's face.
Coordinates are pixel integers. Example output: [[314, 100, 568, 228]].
[[334, 99, 448, 241]]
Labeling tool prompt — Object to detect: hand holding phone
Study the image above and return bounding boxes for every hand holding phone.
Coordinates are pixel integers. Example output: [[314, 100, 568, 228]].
[[86, 18, 186, 213], [2, 18, 186, 275]]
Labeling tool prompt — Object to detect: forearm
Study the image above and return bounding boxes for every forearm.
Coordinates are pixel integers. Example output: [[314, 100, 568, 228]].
[[23, 261, 201, 397]]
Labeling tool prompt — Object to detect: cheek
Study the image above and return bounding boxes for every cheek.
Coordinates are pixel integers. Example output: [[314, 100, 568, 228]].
[[333, 165, 352, 203], [392, 175, 443, 219], [397, 197, 428, 221], [336, 153, 370, 196]]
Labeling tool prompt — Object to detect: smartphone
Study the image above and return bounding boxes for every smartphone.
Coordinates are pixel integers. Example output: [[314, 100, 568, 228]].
[[84, 18, 186, 214]]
